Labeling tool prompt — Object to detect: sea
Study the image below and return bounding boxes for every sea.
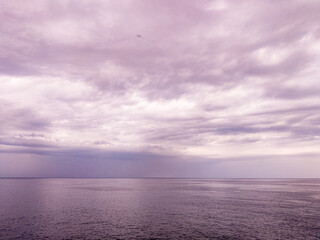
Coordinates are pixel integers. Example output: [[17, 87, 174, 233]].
[[0, 178, 319, 239]]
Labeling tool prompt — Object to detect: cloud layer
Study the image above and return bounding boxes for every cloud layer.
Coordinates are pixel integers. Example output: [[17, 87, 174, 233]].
[[1, 0, 320, 177]]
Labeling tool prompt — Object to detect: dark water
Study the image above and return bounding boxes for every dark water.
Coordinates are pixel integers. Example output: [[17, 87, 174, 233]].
[[0, 179, 320, 239]]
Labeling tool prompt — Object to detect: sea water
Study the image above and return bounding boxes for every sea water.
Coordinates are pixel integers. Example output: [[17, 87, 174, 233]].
[[0, 178, 319, 239]]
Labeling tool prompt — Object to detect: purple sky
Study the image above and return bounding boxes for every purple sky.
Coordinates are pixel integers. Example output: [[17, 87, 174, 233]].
[[1, 0, 320, 177]]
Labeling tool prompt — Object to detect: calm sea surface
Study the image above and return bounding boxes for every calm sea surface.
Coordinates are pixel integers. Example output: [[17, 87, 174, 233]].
[[0, 178, 319, 239]]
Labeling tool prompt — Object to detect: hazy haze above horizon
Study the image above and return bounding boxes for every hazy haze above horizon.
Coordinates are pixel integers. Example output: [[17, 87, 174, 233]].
[[1, 0, 320, 178]]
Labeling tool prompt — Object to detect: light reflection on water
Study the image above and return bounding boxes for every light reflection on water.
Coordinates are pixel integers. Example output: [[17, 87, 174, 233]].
[[0, 178, 320, 239]]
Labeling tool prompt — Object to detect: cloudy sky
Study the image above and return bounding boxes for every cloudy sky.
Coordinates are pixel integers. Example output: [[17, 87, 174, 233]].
[[1, 0, 320, 178]]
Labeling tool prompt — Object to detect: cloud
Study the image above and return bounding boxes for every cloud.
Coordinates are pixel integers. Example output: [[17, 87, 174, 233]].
[[0, 0, 320, 177], [0, 100, 50, 133]]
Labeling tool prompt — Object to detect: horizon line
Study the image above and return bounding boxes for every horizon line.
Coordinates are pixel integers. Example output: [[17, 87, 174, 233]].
[[1, 177, 319, 180]]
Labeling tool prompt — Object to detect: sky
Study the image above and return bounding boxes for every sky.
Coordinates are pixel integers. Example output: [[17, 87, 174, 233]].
[[0, 0, 320, 178]]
